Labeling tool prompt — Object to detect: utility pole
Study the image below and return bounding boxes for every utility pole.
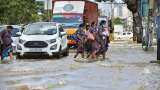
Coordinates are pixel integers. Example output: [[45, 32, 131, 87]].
[[45, 0, 51, 22], [110, 1, 114, 41], [47, 0, 50, 22]]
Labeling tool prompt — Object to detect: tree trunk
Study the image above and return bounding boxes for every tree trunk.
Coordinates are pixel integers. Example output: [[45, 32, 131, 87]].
[[132, 12, 143, 43], [132, 17, 137, 41]]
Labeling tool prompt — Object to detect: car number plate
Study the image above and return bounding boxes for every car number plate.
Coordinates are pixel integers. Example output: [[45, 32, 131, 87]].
[[29, 48, 42, 52]]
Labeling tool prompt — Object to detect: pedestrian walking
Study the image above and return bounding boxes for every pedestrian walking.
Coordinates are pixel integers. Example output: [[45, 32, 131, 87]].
[[0, 25, 13, 63], [74, 24, 86, 58], [96, 20, 109, 59], [85, 24, 94, 58], [89, 22, 100, 59]]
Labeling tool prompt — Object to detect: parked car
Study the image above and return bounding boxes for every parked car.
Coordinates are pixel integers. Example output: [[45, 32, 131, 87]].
[[17, 22, 68, 58], [117, 32, 133, 40]]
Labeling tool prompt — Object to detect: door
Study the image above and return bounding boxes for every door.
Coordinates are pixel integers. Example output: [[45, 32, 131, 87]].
[[59, 25, 67, 50]]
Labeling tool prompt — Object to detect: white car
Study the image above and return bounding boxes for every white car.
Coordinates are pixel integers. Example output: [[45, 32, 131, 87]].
[[17, 22, 68, 58], [122, 32, 133, 40], [117, 32, 133, 40]]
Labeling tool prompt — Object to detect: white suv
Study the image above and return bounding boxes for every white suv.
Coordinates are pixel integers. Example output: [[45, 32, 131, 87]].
[[17, 22, 68, 58]]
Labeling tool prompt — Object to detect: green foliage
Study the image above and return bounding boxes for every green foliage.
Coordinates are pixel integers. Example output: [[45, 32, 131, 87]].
[[113, 17, 124, 25], [0, 0, 38, 24]]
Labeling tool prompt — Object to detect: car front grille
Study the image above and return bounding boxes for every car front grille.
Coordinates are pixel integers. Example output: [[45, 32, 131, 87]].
[[24, 41, 48, 48]]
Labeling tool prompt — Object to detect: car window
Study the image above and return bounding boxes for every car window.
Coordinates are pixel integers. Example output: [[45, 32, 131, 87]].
[[123, 33, 126, 35], [59, 25, 64, 32], [11, 28, 20, 37], [0, 27, 4, 32], [127, 32, 131, 35], [23, 24, 57, 35], [45, 28, 57, 35]]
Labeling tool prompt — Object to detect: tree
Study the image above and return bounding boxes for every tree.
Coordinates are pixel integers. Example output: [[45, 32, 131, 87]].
[[0, 0, 38, 24], [113, 17, 124, 25], [122, 0, 143, 43]]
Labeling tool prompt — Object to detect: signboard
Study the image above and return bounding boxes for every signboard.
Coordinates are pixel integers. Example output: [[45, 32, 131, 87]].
[[44, 0, 52, 10], [53, 1, 85, 14]]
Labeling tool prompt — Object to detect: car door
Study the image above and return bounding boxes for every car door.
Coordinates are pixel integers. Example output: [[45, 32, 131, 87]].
[[59, 25, 67, 50]]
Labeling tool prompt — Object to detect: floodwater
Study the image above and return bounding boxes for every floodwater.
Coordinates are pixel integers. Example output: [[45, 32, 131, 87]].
[[0, 41, 159, 90]]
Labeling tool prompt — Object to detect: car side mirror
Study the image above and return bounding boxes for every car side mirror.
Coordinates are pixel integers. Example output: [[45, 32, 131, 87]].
[[16, 32, 22, 36], [61, 32, 67, 36]]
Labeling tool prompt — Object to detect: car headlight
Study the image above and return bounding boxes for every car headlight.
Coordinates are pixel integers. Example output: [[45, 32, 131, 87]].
[[19, 39, 25, 44], [50, 44, 57, 50], [47, 39, 56, 44]]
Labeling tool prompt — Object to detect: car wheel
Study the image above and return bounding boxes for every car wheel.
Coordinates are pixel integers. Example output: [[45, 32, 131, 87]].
[[56, 46, 62, 59], [63, 48, 69, 56], [16, 53, 23, 59]]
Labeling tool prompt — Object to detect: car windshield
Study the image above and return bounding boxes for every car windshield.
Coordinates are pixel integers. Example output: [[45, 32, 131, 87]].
[[11, 28, 20, 37], [23, 24, 57, 35]]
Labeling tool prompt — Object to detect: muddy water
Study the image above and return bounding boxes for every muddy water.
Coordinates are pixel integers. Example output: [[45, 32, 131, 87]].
[[0, 42, 159, 90]]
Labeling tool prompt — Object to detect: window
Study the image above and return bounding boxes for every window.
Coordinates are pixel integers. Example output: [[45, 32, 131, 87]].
[[11, 28, 20, 37], [127, 32, 131, 35], [59, 25, 64, 32], [123, 33, 126, 35]]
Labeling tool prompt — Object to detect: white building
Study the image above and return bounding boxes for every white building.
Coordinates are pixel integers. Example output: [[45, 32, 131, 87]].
[[97, 1, 112, 17], [114, 4, 132, 19]]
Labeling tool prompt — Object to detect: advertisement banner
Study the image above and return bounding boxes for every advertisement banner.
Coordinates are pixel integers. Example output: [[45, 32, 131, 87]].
[[53, 1, 85, 14]]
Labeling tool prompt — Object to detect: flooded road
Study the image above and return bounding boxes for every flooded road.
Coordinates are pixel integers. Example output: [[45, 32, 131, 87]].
[[0, 41, 159, 90]]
